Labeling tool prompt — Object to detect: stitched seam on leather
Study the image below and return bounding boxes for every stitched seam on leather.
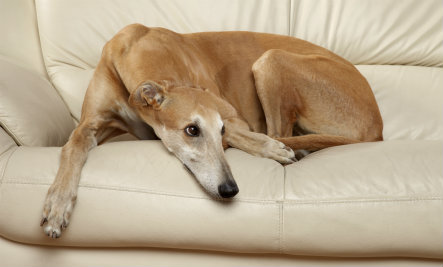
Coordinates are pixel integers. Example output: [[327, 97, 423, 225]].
[[80, 185, 277, 204], [278, 201, 283, 253], [3, 180, 442, 205], [0, 123, 23, 146], [0, 148, 17, 189], [283, 197, 443, 205], [0, 141, 16, 158], [280, 163, 287, 253], [2, 179, 281, 204]]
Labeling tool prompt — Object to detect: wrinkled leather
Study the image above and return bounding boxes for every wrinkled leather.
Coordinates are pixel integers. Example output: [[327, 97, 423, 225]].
[[289, 0, 443, 67]]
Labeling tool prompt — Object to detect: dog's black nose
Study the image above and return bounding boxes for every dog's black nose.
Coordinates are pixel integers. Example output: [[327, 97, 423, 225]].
[[218, 181, 239, 198]]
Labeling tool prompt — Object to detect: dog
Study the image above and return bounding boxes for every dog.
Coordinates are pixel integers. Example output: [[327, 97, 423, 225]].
[[40, 24, 383, 238]]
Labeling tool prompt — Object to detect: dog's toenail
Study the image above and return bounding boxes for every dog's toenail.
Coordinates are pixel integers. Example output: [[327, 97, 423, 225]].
[[40, 218, 47, 226]]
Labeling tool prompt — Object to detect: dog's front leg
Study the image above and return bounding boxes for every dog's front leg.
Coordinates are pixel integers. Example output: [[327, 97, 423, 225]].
[[40, 123, 98, 238], [223, 117, 296, 164]]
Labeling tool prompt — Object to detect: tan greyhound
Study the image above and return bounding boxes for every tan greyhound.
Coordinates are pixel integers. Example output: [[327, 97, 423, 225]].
[[40, 24, 383, 238]]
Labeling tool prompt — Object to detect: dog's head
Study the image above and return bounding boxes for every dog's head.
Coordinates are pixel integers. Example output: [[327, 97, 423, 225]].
[[129, 80, 238, 198]]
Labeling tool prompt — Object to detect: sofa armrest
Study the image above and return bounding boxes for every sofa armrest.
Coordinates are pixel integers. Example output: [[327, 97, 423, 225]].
[[0, 140, 441, 258], [0, 58, 74, 147], [0, 141, 285, 251]]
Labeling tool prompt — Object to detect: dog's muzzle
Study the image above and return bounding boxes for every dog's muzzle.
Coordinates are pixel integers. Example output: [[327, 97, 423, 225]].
[[218, 180, 239, 198]]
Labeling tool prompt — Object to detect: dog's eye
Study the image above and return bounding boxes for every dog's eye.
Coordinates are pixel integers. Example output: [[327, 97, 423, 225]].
[[185, 125, 200, 137], [221, 125, 225, 135]]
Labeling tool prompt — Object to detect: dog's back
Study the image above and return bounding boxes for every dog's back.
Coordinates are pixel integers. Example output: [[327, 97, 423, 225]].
[[108, 25, 362, 133]]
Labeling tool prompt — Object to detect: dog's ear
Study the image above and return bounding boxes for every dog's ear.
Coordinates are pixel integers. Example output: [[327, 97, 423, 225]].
[[129, 81, 166, 110]]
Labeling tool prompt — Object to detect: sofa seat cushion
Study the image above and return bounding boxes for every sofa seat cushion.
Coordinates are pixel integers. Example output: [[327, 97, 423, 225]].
[[0, 140, 441, 258], [283, 141, 443, 258]]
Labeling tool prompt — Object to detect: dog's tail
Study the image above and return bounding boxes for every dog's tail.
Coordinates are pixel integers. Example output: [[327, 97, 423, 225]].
[[276, 134, 361, 152]]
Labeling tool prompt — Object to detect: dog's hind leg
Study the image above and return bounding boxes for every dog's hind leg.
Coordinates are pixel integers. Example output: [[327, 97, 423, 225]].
[[252, 49, 383, 158], [252, 49, 302, 138]]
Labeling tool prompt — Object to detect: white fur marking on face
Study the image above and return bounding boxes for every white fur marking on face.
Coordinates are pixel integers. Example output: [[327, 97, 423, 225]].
[[190, 113, 204, 127], [191, 111, 223, 135], [215, 113, 223, 129], [158, 109, 226, 197], [156, 124, 174, 153]]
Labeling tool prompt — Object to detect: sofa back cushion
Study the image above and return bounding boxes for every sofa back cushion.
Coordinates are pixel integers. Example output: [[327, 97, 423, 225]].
[[0, 0, 47, 77], [0, 58, 74, 147], [289, 0, 443, 66], [35, 0, 291, 121], [35, 0, 443, 140]]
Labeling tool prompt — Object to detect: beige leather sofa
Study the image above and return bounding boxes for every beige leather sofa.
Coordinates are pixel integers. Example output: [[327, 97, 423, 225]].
[[1, 0, 442, 266]]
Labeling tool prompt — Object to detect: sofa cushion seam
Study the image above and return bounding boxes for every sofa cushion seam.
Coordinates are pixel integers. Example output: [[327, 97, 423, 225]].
[[3, 179, 442, 205], [2, 179, 282, 205], [0, 122, 23, 146], [284, 197, 443, 205], [0, 148, 17, 188], [280, 160, 287, 253], [278, 201, 284, 253]]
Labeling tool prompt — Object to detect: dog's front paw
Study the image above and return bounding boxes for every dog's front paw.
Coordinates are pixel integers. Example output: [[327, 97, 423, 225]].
[[40, 187, 76, 238], [263, 139, 296, 164]]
